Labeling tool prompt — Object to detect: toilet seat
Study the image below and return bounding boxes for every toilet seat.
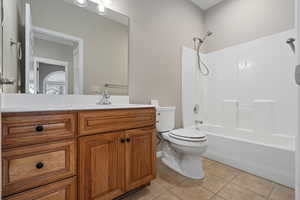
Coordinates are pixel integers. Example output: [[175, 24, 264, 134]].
[[162, 128, 208, 147], [169, 129, 207, 142]]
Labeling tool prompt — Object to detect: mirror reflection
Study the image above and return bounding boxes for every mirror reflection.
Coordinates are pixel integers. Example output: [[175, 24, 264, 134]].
[[2, 0, 129, 95]]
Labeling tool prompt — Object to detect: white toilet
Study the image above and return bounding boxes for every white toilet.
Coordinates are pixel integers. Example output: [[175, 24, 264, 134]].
[[157, 107, 208, 179]]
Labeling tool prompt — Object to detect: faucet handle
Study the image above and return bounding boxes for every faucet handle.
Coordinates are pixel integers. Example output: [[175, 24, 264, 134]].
[[195, 120, 204, 125], [103, 89, 110, 97]]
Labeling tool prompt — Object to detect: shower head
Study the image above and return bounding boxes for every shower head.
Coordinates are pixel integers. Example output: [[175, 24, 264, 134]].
[[193, 31, 213, 44], [193, 31, 213, 76], [286, 38, 295, 53], [206, 31, 213, 37], [202, 31, 213, 41]]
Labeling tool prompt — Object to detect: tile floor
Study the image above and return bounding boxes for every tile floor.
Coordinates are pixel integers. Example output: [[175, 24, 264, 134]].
[[124, 157, 295, 200]]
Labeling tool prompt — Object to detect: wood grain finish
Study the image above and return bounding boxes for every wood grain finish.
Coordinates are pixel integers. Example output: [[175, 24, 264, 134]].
[[2, 140, 76, 196], [79, 132, 125, 200], [125, 128, 156, 191], [79, 108, 155, 136], [2, 112, 76, 149], [2, 108, 156, 200], [3, 177, 77, 200]]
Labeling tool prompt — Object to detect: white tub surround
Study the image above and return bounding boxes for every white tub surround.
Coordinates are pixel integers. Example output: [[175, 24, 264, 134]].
[[181, 30, 297, 188], [1, 94, 154, 113], [202, 30, 297, 138]]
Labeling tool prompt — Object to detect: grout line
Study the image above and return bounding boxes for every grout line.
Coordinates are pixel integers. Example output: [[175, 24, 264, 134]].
[[267, 185, 276, 200], [214, 173, 239, 197], [229, 181, 270, 199], [166, 189, 184, 200], [209, 194, 227, 200]]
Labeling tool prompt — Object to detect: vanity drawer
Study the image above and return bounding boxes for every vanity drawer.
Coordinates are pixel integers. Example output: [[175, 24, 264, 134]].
[[3, 177, 77, 200], [79, 108, 156, 136], [2, 112, 76, 149], [2, 140, 76, 196]]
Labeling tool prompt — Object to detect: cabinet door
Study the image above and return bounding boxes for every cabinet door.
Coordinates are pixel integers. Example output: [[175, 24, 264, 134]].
[[79, 132, 125, 200], [3, 177, 77, 200], [125, 128, 156, 191]]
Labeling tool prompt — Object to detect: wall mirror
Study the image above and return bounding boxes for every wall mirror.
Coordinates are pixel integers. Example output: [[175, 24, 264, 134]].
[[1, 0, 129, 95]]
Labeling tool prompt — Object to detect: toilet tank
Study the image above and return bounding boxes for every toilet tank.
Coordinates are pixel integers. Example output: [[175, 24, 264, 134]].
[[156, 107, 176, 132]]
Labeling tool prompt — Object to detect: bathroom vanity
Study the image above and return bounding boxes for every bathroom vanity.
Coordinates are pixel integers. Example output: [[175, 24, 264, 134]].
[[1, 106, 156, 200]]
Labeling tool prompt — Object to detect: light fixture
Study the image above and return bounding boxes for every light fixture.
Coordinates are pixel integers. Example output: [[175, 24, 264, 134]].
[[97, 2, 106, 15], [74, 0, 88, 7]]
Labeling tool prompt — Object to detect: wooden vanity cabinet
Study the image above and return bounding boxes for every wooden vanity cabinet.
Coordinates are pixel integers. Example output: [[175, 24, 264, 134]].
[[2, 108, 156, 200], [78, 109, 157, 200], [3, 177, 77, 200], [125, 128, 156, 191], [2, 112, 76, 149], [79, 132, 126, 200], [2, 140, 76, 196], [2, 111, 77, 200]]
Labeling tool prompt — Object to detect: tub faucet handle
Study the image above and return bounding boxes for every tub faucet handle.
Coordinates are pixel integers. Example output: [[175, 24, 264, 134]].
[[195, 120, 204, 125], [193, 104, 200, 114]]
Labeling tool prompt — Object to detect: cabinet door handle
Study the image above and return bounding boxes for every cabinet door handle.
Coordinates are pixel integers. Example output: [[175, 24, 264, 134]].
[[36, 162, 44, 169], [126, 138, 131, 143], [120, 139, 126, 143], [36, 125, 44, 132]]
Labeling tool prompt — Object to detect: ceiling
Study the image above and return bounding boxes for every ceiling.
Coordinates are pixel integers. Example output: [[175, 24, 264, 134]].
[[190, 0, 224, 10]]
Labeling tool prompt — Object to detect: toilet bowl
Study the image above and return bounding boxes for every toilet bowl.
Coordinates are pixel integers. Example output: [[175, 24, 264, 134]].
[[156, 107, 208, 179], [161, 128, 208, 179]]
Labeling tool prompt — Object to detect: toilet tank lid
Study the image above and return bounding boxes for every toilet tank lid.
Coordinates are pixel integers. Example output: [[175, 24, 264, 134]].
[[158, 107, 176, 111]]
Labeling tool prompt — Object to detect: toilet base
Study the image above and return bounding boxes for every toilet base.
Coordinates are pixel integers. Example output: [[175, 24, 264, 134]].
[[161, 152, 205, 179]]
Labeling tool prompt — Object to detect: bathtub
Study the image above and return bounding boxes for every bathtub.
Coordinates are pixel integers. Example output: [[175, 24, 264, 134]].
[[202, 125, 295, 188]]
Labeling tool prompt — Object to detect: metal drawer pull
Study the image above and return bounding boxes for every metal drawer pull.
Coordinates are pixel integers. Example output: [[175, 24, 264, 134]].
[[36, 125, 44, 132], [36, 162, 44, 169], [126, 138, 131, 143]]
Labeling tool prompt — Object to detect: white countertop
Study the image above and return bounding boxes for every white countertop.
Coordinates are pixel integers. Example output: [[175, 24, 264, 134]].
[[1, 104, 156, 113]]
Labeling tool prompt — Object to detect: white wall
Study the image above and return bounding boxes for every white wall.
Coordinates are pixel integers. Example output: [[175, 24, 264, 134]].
[[100, 0, 206, 127], [104, 0, 295, 128], [200, 30, 297, 137], [204, 0, 295, 52], [127, 0, 205, 127]]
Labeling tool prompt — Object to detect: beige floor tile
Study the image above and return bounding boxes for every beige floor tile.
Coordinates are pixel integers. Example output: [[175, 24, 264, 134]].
[[155, 191, 182, 200], [209, 195, 226, 200], [180, 173, 228, 193], [218, 183, 266, 200], [205, 163, 240, 181], [169, 180, 214, 200], [125, 182, 167, 200], [231, 172, 274, 198], [125, 188, 156, 200], [202, 157, 217, 169], [269, 184, 295, 200], [146, 181, 167, 197], [155, 175, 186, 190], [156, 161, 187, 189]]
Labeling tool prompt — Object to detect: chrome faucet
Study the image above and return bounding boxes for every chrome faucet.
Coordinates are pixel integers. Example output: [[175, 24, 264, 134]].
[[97, 90, 112, 105]]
